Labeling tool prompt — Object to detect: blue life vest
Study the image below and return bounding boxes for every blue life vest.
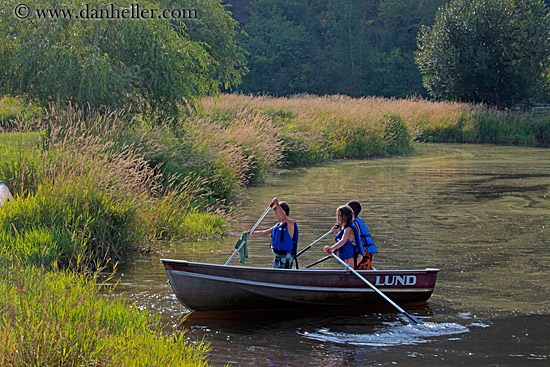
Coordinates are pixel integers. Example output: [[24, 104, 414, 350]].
[[353, 217, 378, 253], [271, 222, 299, 255], [335, 222, 366, 259]]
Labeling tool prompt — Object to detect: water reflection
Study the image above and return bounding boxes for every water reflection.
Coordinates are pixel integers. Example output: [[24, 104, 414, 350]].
[[113, 143, 550, 366]]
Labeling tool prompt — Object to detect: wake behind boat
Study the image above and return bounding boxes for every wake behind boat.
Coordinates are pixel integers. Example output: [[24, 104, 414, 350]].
[[161, 259, 439, 312]]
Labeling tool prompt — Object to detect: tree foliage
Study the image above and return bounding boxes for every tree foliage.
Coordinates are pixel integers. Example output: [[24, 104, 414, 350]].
[[236, 0, 445, 98], [416, 0, 550, 107], [0, 0, 245, 114]]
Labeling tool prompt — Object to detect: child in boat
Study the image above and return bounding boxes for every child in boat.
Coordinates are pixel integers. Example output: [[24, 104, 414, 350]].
[[324, 205, 365, 269], [249, 197, 299, 269], [347, 200, 378, 270]]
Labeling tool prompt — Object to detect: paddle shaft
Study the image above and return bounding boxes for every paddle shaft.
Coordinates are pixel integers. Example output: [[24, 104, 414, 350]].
[[305, 255, 331, 268], [249, 204, 274, 234], [329, 252, 423, 325], [225, 204, 273, 265], [296, 230, 333, 259]]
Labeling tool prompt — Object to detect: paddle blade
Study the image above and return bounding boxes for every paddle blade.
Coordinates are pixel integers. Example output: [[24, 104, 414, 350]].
[[403, 312, 423, 325]]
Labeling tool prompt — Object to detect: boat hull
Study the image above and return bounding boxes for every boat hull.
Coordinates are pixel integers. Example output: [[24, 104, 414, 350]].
[[161, 259, 439, 312]]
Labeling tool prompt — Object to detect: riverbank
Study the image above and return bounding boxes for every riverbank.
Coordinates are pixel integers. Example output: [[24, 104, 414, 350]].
[[206, 94, 550, 148], [1, 94, 420, 271], [1, 94, 549, 365]]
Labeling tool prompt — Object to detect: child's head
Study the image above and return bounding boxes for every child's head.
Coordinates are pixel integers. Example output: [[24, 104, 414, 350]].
[[336, 205, 354, 227], [346, 201, 361, 218], [279, 202, 290, 216], [274, 201, 290, 220]]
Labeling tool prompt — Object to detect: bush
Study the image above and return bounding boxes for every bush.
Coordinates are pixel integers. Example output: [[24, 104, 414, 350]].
[[416, 0, 550, 107]]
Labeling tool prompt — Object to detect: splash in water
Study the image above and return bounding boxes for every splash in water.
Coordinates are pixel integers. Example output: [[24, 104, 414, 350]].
[[299, 321, 475, 347]]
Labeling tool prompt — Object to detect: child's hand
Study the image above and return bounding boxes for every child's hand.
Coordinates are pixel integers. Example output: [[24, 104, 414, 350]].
[[324, 245, 333, 254], [331, 225, 339, 233]]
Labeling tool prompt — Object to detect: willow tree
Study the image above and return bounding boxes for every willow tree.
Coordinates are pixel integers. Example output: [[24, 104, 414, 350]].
[[416, 0, 550, 107], [0, 0, 245, 115]]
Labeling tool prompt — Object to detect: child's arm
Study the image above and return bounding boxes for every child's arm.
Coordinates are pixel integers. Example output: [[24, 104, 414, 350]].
[[248, 226, 273, 237], [324, 227, 352, 253]]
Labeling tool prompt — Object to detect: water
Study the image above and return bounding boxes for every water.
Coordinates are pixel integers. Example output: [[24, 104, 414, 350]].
[[111, 143, 550, 366]]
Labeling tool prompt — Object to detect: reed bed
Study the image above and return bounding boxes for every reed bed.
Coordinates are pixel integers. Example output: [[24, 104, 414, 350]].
[[203, 94, 550, 148], [0, 106, 230, 272], [202, 93, 467, 123], [201, 94, 419, 166], [0, 266, 209, 366]]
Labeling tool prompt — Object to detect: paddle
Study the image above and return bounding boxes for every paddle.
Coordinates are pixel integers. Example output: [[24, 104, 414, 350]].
[[327, 251, 423, 325], [294, 230, 333, 269], [225, 203, 274, 265], [304, 255, 331, 268]]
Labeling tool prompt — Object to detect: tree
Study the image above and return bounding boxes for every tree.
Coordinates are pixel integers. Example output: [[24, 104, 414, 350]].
[[239, 0, 315, 95], [235, 0, 444, 98], [159, 0, 247, 92], [0, 0, 245, 114], [416, 0, 550, 107]]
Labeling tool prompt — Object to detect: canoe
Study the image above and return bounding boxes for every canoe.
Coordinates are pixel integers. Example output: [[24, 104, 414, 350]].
[[161, 259, 439, 312]]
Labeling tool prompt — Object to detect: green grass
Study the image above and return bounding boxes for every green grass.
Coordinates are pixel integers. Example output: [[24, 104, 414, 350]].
[[0, 107, 231, 272], [0, 131, 42, 159], [0, 96, 42, 128], [0, 266, 210, 366], [0, 179, 137, 271], [204, 94, 550, 151]]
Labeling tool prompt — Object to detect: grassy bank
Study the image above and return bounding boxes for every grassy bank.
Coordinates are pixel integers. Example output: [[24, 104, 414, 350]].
[[1, 106, 232, 272], [0, 266, 209, 366], [203, 94, 550, 149], [200, 94, 416, 167]]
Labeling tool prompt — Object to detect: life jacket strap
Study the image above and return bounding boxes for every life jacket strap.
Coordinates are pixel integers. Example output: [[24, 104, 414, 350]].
[[280, 222, 298, 256]]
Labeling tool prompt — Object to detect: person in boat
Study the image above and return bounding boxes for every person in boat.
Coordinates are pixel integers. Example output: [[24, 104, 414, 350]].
[[324, 205, 365, 269], [347, 200, 378, 270], [248, 197, 299, 269]]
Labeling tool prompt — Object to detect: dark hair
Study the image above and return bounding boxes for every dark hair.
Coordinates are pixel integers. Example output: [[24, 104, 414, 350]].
[[279, 202, 290, 216], [346, 201, 361, 217], [337, 205, 353, 226]]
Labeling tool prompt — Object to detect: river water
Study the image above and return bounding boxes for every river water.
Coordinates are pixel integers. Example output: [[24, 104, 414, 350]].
[[113, 143, 550, 366]]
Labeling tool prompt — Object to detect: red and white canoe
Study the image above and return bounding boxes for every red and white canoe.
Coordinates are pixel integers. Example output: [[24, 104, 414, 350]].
[[161, 259, 439, 312]]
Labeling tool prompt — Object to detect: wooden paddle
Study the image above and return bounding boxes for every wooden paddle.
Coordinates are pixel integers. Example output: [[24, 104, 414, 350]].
[[328, 251, 423, 325], [294, 230, 333, 269], [225, 203, 274, 265]]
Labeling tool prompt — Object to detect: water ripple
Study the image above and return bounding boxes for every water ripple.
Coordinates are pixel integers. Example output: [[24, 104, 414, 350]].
[[299, 321, 472, 347]]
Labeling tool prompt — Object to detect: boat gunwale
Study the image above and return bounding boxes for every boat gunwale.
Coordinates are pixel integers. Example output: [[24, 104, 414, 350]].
[[160, 258, 440, 275]]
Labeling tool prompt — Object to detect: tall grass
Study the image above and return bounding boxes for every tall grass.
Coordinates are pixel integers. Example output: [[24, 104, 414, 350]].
[[0, 266, 209, 366], [203, 94, 550, 149], [0, 96, 42, 129], [0, 106, 230, 271], [201, 94, 417, 166]]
